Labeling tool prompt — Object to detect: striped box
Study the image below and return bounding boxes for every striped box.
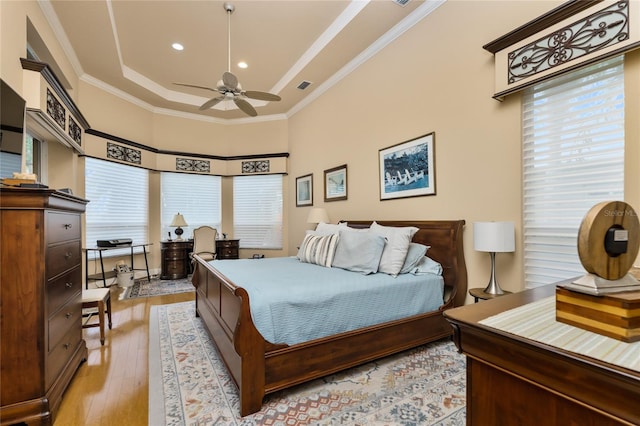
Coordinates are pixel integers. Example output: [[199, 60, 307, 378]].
[[556, 287, 640, 343]]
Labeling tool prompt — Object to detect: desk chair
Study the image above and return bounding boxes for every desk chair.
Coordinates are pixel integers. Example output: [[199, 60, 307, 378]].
[[82, 288, 112, 345], [192, 226, 217, 261]]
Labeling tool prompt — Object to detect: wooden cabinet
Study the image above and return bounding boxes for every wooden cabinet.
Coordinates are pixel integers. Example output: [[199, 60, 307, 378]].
[[161, 240, 193, 279], [0, 188, 88, 426], [445, 285, 640, 425], [216, 239, 239, 259]]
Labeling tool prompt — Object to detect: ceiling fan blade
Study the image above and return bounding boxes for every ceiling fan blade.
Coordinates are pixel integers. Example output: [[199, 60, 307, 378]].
[[173, 82, 218, 93], [233, 97, 257, 117], [222, 72, 238, 90], [243, 91, 281, 102], [199, 96, 225, 111]]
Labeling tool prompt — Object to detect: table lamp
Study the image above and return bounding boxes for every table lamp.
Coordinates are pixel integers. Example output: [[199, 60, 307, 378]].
[[170, 213, 188, 241], [307, 207, 330, 225], [474, 221, 515, 295]]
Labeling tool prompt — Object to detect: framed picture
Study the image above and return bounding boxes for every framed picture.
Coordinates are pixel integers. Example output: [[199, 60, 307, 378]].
[[324, 164, 348, 202], [296, 174, 313, 207], [379, 132, 436, 200]]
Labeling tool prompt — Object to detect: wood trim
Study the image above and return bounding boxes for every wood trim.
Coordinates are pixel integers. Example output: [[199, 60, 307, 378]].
[[483, 0, 604, 53]]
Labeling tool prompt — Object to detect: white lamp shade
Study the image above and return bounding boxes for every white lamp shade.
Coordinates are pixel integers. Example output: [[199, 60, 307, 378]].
[[170, 213, 188, 227], [307, 208, 330, 224], [474, 221, 515, 252]]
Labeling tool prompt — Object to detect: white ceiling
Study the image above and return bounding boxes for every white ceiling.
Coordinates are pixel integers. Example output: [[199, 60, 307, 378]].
[[40, 0, 443, 122]]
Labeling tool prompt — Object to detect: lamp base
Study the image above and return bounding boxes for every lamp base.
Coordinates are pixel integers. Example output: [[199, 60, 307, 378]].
[[174, 226, 184, 242], [483, 251, 505, 295]]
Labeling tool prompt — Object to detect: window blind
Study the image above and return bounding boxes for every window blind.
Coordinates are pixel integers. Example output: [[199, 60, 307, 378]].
[[522, 56, 624, 288], [0, 151, 21, 179], [160, 172, 221, 240], [85, 157, 149, 259], [233, 175, 283, 249]]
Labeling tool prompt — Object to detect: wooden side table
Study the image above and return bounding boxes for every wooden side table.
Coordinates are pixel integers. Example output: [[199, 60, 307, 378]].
[[216, 239, 240, 259], [161, 240, 194, 279], [469, 287, 512, 303]]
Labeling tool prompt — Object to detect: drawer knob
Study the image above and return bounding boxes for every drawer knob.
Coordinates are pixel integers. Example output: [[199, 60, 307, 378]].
[[64, 223, 73, 229], [64, 343, 70, 350], [65, 312, 73, 319], [65, 252, 73, 259], [65, 282, 73, 288]]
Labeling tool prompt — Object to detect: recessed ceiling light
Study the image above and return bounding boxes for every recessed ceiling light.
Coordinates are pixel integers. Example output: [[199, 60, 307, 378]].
[[238, 62, 248, 69], [172, 43, 184, 51]]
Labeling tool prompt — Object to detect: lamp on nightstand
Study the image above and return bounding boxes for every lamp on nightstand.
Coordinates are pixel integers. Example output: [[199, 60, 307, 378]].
[[170, 213, 188, 241], [307, 207, 330, 225], [474, 221, 515, 295]]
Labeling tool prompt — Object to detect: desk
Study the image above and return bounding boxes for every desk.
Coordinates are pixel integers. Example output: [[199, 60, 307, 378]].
[[444, 285, 640, 425], [84, 243, 152, 289]]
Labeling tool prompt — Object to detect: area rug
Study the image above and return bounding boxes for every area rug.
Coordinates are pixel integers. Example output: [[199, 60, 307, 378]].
[[122, 277, 194, 299], [149, 302, 466, 425]]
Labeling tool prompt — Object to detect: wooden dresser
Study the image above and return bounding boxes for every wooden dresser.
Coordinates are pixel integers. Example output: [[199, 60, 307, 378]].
[[160, 240, 193, 279], [444, 285, 640, 425], [0, 188, 88, 425], [215, 239, 239, 259]]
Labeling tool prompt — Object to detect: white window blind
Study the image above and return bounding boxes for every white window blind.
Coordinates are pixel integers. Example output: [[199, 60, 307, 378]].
[[522, 56, 624, 288], [161, 172, 221, 240], [85, 157, 149, 259], [233, 175, 283, 249], [0, 151, 21, 179]]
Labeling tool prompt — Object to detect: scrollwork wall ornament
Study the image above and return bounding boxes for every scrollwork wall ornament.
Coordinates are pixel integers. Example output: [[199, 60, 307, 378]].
[[46, 88, 66, 129], [508, 0, 629, 84], [242, 160, 270, 173], [176, 158, 211, 172], [106, 142, 141, 164]]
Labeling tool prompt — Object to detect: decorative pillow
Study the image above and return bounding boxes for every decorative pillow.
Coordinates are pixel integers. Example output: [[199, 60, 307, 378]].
[[409, 256, 443, 276], [297, 232, 339, 267], [370, 222, 419, 277], [399, 243, 430, 274], [314, 221, 348, 236], [332, 230, 386, 274]]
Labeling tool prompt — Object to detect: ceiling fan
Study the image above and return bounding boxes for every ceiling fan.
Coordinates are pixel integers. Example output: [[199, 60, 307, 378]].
[[174, 2, 281, 117]]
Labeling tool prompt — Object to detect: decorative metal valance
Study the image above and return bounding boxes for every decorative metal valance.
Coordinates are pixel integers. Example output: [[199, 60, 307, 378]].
[[242, 160, 270, 173], [107, 142, 141, 164], [176, 158, 210, 172], [485, 0, 640, 100]]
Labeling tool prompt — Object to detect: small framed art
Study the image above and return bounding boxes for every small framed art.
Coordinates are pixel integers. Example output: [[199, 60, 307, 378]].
[[296, 174, 313, 207], [324, 164, 347, 202], [379, 132, 436, 200]]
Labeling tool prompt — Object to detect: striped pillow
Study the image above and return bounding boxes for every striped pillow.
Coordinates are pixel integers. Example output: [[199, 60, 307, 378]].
[[297, 232, 339, 267]]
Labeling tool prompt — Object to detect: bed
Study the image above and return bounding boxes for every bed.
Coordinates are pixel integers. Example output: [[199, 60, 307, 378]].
[[191, 220, 467, 416]]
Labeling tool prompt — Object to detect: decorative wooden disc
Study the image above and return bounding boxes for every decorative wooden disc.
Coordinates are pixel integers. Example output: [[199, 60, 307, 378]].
[[577, 201, 640, 281]]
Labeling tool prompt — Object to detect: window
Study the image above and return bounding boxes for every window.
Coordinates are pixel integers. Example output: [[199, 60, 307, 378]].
[[160, 172, 221, 239], [233, 175, 283, 249], [522, 56, 624, 288], [0, 151, 21, 179], [85, 157, 149, 258]]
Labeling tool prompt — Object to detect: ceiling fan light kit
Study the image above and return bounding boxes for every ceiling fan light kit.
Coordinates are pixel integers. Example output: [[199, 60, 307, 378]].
[[173, 2, 281, 117]]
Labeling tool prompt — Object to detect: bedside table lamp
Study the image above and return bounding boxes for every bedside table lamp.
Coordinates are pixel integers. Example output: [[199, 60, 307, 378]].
[[170, 213, 188, 241], [307, 207, 330, 225], [474, 221, 515, 295]]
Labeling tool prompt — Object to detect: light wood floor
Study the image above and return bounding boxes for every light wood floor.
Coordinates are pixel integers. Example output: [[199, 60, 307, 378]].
[[54, 283, 195, 426]]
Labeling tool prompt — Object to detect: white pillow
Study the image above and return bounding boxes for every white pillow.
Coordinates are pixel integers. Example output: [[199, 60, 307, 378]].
[[399, 243, 429, 274], [332, 230, 386, 274], [297, 232, 339, 267], [370, 222, 419, 276], [314, 222, 348, 236]]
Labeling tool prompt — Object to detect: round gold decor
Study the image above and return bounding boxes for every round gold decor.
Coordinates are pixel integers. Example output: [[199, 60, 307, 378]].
[[577, 201, 640, 281]]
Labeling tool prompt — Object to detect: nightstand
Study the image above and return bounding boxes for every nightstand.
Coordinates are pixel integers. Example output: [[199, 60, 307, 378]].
[[469, 287, 512, 303], [216, 239, 240, 259], [161, 240, 193, 279]]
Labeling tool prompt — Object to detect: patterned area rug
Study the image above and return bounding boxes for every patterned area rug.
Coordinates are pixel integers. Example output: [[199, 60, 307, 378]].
[[122, 277, 194, 299], [149, 302, 466, 425]]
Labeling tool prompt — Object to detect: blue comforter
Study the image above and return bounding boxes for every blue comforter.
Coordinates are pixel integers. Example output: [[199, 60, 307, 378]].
[[209, 257, 444, 345]]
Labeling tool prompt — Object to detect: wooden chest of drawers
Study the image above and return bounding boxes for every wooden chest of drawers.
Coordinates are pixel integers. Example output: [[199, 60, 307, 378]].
[[161, 240, 194, 279], [0, 188, 88, 425], [215, 239, 240, 259]]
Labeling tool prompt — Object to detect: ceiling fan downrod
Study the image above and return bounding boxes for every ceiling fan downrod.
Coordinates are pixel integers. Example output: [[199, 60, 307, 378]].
[[224, 2, 235, 74]]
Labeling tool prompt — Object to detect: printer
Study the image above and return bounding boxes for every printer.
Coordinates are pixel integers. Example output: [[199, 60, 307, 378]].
[[96, 238, 133, 247]]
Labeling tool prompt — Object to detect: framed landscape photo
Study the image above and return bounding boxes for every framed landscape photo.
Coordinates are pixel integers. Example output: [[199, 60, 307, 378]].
[[324, 164, 348, 202], [296, 174, 313, 207], [379, 132, 435, 200]]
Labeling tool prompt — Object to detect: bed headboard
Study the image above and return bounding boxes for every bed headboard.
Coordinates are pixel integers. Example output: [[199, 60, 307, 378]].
[[345, 220, 467, 308]]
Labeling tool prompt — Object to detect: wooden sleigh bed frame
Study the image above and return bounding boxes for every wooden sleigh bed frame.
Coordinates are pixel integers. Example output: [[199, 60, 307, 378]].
[[191, 220, 467, 416]]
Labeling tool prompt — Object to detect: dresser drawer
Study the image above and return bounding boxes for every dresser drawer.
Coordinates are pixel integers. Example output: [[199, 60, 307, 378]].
[[47, 267, 82, 316], [47, 211, 81, 244], [216, 239, 239, 259], [46, 324, 82, 389], [48, 295, 81, 352], [47, 240, 82, 278]]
